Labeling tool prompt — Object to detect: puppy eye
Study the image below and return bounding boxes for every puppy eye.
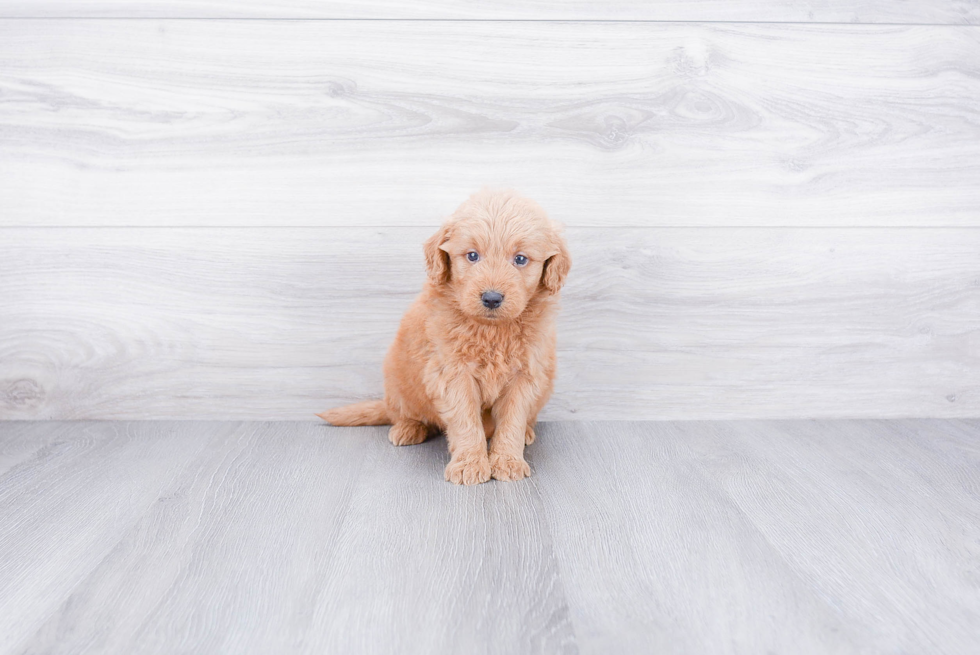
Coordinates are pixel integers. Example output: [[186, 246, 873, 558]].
[[514, 254, 528, 267], [466, 251, 480, 262]]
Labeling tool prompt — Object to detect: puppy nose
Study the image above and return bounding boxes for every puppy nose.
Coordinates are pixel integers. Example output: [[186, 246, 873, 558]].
[[481, 290, 504, 309]]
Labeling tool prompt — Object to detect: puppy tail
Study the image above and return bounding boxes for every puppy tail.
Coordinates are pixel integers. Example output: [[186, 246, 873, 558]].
[[317, 400, 390, 426]]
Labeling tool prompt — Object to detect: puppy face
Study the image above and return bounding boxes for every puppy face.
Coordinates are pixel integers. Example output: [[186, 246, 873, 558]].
[[424, 190, 570, 322]]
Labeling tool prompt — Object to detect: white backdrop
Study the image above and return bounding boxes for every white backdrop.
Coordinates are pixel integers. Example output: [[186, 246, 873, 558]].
[[1, 3, 978, 419]]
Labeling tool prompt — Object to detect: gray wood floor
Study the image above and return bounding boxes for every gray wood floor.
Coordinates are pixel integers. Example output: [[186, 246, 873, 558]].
[[1, 420, 978, 654]]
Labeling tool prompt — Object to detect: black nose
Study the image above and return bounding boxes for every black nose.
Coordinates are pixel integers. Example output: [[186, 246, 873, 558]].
[[481, 291, 504, 309]]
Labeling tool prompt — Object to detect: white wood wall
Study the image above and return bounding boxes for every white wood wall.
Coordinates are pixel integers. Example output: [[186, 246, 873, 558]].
[[1, 2, 978, 420]]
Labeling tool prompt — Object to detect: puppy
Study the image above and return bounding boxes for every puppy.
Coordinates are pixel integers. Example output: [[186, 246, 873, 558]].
[[318, 189, 570, 485]]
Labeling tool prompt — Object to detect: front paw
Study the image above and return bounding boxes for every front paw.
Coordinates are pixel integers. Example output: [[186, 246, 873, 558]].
[[445, 453, 491, 485], [490, 452, 531, 481], [525, 425, 536, 445]]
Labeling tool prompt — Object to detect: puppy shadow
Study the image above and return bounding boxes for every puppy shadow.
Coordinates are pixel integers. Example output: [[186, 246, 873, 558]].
[[317, 422, 543, 486], [410, 428, 541, 486]]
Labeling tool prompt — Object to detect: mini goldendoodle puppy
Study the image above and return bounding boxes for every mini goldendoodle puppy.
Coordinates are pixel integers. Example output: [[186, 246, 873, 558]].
[[319, 189, 570, 485]]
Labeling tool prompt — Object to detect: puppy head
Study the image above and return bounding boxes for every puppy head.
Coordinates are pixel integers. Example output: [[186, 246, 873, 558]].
[[424, 189, 570, 322]]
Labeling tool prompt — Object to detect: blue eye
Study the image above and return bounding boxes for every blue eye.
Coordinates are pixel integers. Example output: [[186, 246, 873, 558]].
[[514, 254, 528, 267], [466, 251, 480, 262]]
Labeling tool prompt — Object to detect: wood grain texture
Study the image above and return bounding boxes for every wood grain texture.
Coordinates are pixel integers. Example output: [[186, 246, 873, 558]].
[[0, 421, 224, 653], [15, 423, 370, 654], [2, 419, 979, 653], [0, 421, 56, 478], [532, 419, 980, 654], [673, 419, 980, 651], [1, 0, 978, 22], [532, 422, 863, 654], [0, 421, 575, 655], [2, 20, 980, 227], [1, 227, 977, 421], [305, 428, 575, 654]]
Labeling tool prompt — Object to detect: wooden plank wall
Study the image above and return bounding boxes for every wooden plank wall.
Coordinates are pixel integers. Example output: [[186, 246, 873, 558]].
[[1, 3, 978, 420], [2, 1, 979, 21]]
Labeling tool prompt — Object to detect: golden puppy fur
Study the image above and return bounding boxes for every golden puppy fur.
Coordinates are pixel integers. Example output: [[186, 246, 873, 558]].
[[319, 189, 570, 485]]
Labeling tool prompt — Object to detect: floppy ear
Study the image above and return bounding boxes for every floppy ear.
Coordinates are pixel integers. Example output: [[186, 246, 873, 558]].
[[423, 222, 453, 284], [541, 231, 571, 294]]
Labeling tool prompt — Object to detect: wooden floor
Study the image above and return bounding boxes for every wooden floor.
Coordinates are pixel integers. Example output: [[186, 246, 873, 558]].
[[1, 420, 978, 654]]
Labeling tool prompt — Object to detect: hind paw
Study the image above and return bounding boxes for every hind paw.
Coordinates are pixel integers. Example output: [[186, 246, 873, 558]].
[[389, 420, 428, 446]]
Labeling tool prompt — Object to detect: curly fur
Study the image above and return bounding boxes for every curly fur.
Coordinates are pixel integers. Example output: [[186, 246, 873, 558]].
[[319, 189, 570, 485]]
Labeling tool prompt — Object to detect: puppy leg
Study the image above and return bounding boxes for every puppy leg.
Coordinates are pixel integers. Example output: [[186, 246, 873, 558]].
[[439, 376, 491, 485], [388, 419, 429, 446], [489, 378, 537, 481], [524, 423, 536, 446]]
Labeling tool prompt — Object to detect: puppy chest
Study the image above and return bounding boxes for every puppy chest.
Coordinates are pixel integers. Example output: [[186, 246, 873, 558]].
[[468, 350, 523, 405]]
